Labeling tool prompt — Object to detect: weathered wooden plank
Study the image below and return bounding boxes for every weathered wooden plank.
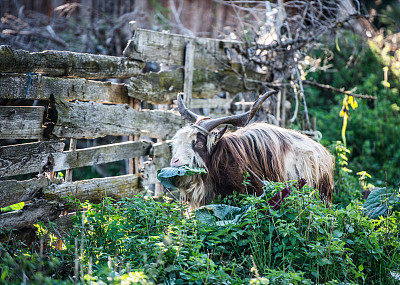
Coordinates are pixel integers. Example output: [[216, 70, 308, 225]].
[[129, 68, 264, 104], [52, 140, 152, 172], [43, 174, 143, 203], [0, 74, 130, 104], [191, 98, 232, 109], [0, 199, 62, 230], [0, 140, 65, 177], [0, 177, 63, 208], [0, 45, 144, 79], [123, 28, 243, 69], [0, 106, 45, 139], [51, 99, 183, 140]]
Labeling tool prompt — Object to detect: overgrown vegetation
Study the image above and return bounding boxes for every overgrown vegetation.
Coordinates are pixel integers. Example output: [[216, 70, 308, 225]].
[[1, 179, 400, 284]]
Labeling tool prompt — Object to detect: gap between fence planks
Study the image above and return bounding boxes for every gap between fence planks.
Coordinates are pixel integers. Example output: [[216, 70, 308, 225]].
[[0, 45, 144, 79]]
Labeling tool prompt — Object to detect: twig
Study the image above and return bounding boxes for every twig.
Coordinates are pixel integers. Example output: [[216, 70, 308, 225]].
[[303, 80, 377, 100]]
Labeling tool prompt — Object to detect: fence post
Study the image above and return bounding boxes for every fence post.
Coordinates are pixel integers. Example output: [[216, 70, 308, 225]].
[[65, 138, 77, 181], [183, 40, 195, 107]]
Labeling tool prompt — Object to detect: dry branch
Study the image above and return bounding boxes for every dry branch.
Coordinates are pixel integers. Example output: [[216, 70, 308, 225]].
[[303, 80, 377, 100]]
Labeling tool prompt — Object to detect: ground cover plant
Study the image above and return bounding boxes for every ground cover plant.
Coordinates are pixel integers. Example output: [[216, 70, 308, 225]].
[[1, 179, 399, 284]]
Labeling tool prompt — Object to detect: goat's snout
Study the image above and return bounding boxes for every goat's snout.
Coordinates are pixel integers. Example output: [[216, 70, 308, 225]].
[[171, 157, 181, 167]]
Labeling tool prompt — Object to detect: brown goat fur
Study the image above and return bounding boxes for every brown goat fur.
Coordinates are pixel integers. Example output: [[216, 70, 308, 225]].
[[171, 122, 334, 209]]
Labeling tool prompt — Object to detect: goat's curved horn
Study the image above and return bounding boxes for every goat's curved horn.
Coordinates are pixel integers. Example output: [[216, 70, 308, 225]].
[[198, 90, 277, 132], [177, 93, 199, 123]]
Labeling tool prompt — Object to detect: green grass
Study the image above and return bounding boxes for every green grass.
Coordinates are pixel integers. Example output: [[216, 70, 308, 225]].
[[1, 181, 399, 284]]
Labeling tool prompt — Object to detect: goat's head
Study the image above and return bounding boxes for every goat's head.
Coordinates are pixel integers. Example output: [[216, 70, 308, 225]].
[[171, 90, 277, 169]]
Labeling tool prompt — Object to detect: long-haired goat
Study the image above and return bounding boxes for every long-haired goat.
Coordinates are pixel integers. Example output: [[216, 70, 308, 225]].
[[171, 91, 334, 209]]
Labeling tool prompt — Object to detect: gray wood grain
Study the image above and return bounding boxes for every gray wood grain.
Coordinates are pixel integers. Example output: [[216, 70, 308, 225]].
[[0, 140, 65, 178], [0, 74, 131, 104], [0, 45, 144, 79], [52, 98, 183, 140], [123, 28, 243, 69], [0, 106, 45, 139]]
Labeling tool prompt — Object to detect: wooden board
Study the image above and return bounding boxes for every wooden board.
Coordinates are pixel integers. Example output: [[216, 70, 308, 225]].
[[43, 174, 143, 203], [123, 28, 243, 69], [52, 140, 152, 172], [0, 45, 144, 79], [0, 74, 130, 104], [0, 140, 65, 177], [0, 177, 62, 208], [51, 99, 183, 140], [129, 68, 264, 104], [0, 140, 153, 178], [0, 106, 45, 139]]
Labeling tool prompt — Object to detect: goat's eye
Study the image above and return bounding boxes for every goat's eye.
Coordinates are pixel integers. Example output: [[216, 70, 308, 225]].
[[195, 141, 204, 149]]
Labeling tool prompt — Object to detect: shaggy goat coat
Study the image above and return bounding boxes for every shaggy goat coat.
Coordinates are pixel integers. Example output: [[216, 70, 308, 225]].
[[172, 122, 334, 209]]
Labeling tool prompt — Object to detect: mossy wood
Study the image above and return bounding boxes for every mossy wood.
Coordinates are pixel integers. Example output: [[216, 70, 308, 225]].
[[123, 28, 243, 69], [0, 45, 144, 79], [51, 99, 182, 140], [0, 74, 131, 104], [129, 68, 266, 104], [0, 140, 152, 178], [42, 174, 143, 203], [0, 177, 62, 208], [0, 106, 45, 139]]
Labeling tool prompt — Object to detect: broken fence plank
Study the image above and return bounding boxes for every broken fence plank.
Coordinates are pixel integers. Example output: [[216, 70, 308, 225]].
[[0, 45, 144, 79], [0, 74, 131, 104], [0, 106, 45, 139], [51, 99, 182, 140], [123, 28, 243, 69], [0, 140, 65, 178]]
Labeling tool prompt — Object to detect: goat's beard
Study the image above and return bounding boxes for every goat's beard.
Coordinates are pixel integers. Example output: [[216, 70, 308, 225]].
[[175, 172, 211, 210]]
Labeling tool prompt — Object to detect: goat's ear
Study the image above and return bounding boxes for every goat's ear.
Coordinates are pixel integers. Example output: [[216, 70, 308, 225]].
[[215, 125, 228, 142]]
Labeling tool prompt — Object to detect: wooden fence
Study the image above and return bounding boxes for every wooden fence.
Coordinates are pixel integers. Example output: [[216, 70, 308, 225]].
[[0, 23, 273, 231]]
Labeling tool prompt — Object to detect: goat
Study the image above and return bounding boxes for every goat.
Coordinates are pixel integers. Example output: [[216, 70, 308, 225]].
[[171, 91, 334, 209]]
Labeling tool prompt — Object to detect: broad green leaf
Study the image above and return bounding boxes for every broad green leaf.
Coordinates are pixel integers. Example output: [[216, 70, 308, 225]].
[[362, 187, 400, 219], [157, 165, 207, 190]]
